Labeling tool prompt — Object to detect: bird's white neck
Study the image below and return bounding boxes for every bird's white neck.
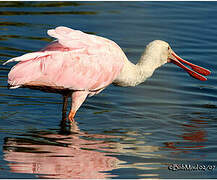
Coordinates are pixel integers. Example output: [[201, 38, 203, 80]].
[[113, 41, 166, 87]]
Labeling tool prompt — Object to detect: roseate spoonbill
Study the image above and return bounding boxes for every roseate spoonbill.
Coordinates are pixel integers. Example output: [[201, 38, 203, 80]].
[[4, 26, 211, 123]]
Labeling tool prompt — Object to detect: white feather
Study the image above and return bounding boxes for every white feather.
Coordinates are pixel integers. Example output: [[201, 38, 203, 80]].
[[3, 52, 50, 65]]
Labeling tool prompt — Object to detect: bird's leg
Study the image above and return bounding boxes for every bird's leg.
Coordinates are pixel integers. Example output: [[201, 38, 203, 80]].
[[68, 91, 89, 123], [60, 93, 71, 127], [62, 94, 69, 121]]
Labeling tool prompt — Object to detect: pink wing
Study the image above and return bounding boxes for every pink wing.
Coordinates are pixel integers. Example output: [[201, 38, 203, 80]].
[[6, 26, 125, 91]]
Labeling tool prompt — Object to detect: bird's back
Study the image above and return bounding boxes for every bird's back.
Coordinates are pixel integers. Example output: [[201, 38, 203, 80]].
[[6, 26, 126, 92]]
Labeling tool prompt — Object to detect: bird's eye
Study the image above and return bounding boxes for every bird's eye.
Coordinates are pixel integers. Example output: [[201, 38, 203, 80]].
[[168, 47, 170, 50]]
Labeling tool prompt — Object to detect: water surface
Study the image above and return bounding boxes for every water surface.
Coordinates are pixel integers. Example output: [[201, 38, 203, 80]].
[[0, 1, 217, 179]]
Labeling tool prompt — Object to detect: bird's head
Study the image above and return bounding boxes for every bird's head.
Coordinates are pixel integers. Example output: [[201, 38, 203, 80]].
[[147, 40, 211, 81]]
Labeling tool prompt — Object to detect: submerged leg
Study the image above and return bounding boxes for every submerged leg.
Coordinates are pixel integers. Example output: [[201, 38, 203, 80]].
[[68, 91, 89, 122]]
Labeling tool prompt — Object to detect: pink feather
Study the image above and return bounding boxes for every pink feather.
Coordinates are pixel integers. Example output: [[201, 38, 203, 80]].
[[6, 27, 124, 91]]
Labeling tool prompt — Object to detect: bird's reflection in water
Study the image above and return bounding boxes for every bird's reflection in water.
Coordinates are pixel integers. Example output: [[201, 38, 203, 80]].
[[3, 123, 121, 178], [163, 114, 208, 155], [3, 113, 209, 178]]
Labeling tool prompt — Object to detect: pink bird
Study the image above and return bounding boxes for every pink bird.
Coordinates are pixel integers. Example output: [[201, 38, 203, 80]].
[[4, 26, 211, 124]]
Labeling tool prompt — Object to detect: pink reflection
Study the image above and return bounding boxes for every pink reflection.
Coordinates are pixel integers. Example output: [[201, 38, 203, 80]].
[[3, 124, 119, 178], [163, 118, 208, 153]]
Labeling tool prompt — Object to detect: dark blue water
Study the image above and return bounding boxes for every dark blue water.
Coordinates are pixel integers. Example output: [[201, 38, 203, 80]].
[[0, 1, 217, 178]]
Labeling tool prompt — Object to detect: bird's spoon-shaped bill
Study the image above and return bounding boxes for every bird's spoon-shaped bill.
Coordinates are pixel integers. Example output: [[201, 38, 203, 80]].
[[172, 52, 211, 76], [169, 52, 211, 81]]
